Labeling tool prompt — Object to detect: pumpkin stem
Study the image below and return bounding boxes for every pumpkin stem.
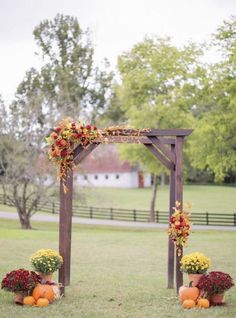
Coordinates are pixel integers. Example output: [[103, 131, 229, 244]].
[[189, 281, 193, 287]]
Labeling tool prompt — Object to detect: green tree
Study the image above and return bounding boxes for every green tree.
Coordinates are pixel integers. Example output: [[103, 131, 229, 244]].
[[0, 14, 114, 229], [0, 73, 55, 229], [33, 14, 113, 122], [111, 37, 202, 220], [189, 16, 236, 182]]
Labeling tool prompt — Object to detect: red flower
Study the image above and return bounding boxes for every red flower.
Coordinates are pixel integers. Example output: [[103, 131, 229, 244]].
[[77, 133, 82, 138], [55, 127, 61, 133], [1, 269, 41, 293], [86, 124, 91, 130], [197, 271, 234, 295], [56, 140, 62, 147], [60, 149, 68, 157]]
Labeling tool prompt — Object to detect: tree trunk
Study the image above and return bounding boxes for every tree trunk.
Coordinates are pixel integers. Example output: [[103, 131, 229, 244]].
[[149, 174, 158, 222], [160, 172, 165, 186], [15, 201, 32, 230], [18, 212, 32, 229]]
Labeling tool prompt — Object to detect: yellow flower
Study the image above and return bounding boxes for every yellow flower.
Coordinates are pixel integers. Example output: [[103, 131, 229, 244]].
[[30, 249, 63, 274], [180, 252, 211, 274]]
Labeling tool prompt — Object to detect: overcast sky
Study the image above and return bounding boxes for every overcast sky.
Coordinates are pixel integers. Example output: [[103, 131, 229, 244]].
[[0, 0, 235, 103]]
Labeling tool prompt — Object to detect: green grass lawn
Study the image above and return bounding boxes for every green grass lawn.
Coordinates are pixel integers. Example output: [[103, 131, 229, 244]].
[[75, 184, 236, 213], [0, 219, 236, 318]]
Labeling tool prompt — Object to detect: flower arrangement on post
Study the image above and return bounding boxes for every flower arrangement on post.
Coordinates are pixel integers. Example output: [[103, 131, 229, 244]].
[[30, 249, 63, 283], [180, 252, 211, 286], [197, 271, 234, 305], [168, 201, 191, 255], [1, 269, 41, 304], [46, 118, 99, 192]]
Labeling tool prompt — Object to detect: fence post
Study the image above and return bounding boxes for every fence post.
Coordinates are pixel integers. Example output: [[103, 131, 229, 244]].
[[133, 209, 136, 221], [234, 213, 236, 226], [52, 202, 55, 214], [3, 194, 6, 205], [206, 212, 209, 225], [90, 207, 93, 219], [110, 208, 113, 220], [156, 210, 159, 223]]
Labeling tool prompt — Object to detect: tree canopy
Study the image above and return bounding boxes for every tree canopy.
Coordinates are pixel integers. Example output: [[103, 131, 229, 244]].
[[189, 16, 236, 182]]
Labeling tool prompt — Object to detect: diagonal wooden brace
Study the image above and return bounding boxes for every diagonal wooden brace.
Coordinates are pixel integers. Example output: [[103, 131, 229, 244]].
[[148, 136, 176, 165], [74, 143, 100, 165], [144, 144, 172, 170]]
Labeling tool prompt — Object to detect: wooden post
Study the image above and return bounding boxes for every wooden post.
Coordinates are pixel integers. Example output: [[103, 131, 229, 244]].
[[175, 136, 184, 293], [59, 169, 73, 296], [167, 144, 175, 289]]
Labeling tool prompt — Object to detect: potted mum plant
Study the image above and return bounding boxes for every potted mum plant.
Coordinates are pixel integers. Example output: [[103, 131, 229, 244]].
[[1, 268, 41, 305], [30, 249, 63, 283], [180, 252, 211, 286], [197, 271, 234, 305]]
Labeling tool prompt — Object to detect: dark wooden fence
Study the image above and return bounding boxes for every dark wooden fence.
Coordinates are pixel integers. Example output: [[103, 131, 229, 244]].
[[0, 193, 235, 226]]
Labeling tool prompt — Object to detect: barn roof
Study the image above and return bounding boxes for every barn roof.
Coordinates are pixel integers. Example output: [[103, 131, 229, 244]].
[[76, 144, 137, 174]]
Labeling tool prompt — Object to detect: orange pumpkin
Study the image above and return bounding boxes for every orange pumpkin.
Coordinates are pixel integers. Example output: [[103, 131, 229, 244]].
[[32, 284, 54, 303], [197, 298, 210, 308], [182, 299, 196, 309], [36, 298, 49, 307], [179, 282, 199, 302], [23, 296, 36, 306]]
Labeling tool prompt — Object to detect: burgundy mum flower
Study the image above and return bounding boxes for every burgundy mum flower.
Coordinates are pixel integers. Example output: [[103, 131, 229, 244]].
[[1, 269, 41, 293], [197, 271, 234, 295]]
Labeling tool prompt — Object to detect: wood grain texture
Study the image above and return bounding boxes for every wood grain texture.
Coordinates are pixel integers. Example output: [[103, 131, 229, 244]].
[[168, 144, 176, 289], [175, 136, 184, 292], [59, 169, 73, 295]]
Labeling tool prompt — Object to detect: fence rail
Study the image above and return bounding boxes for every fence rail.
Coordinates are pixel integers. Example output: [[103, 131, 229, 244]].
[[0, 193, 235, 226]]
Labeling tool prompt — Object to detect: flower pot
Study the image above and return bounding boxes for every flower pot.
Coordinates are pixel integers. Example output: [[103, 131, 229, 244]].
[[210, 293, 225, 305], [38, 272, 53, 283], [188, 274, 203, 287], [14, 292, 24, 305]]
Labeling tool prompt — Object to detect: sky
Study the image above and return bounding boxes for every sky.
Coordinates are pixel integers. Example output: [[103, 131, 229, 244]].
[[0, 0, 235, 103]]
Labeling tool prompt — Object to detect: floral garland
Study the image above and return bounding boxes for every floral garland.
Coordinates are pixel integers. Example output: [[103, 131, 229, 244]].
[[46, 118, 99, 192], [168, 201, 191, 255]]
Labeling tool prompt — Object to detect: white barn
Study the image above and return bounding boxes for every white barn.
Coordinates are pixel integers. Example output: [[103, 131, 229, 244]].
[[74, 144, 151, 188]]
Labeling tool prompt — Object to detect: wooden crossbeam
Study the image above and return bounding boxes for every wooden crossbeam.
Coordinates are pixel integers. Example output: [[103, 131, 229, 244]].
[[98, 129, 193, 137], [95, 135, 176, 144], [143, 129, 193, 137]]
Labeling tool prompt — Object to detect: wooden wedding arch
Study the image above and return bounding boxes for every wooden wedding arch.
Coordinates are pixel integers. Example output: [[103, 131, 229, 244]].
[[58, 128, 193, 295]]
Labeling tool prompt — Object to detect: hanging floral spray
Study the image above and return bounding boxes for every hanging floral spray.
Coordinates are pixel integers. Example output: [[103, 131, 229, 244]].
[[168, 201, 191, 255]]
